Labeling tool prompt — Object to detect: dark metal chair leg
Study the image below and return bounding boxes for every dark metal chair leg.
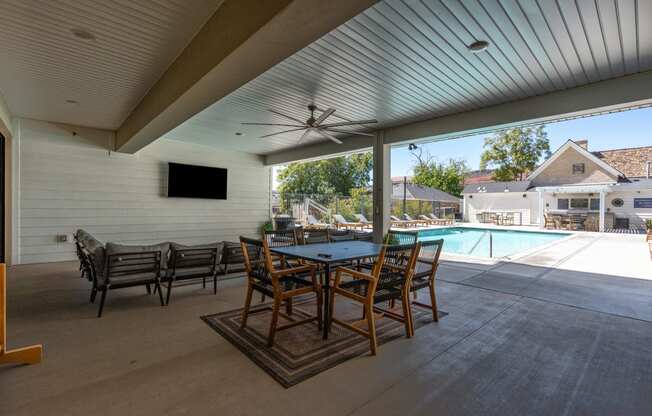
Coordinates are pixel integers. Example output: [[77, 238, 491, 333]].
[[166, 280, 173, 305], [213, 274, 217, 294], [145, 283, 151, 294], [156, 282, 165, 306], [202, 277, 206, 288], [97, 289, 107, 318]]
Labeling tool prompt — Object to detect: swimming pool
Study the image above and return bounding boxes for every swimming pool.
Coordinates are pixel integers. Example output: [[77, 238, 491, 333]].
[[417, 227, 569, 258]]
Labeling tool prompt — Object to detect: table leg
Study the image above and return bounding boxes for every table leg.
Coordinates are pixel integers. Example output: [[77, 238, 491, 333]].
[[322, 263, 331, 340]]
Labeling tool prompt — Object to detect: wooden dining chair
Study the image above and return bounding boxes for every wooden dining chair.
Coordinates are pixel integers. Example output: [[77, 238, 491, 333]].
[[543, 213, 558, 229], [409, 239, 444, 323], [239, 237, 323, 347], [328, 243, 420, 355]]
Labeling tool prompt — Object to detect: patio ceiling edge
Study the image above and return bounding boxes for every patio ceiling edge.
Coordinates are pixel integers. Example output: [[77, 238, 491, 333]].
[[264, 70, 652, 166]]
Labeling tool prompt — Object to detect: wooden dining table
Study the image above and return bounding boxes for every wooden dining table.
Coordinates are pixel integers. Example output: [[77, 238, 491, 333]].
[[269, 241, 383, 339]]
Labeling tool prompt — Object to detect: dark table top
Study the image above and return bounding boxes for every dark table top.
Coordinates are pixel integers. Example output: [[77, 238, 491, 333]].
[[269, 241, 383, 264]]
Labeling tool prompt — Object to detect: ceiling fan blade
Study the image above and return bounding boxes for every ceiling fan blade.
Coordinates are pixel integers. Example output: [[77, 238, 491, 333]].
[[259, 127, 307, 139], [320, 119, 378, 128], [267, 109, 305, 125], [242, 122, 304, 127], [298, 129, 312, 143], [317, 129, 343, 144], [324, 128, 374, 137], [314, 108, 335, 126]]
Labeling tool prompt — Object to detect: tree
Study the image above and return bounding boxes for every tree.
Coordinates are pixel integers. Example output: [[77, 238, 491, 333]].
[[277, 152, 373, 197], [479, 126, 551, 181], [410, 148, 467, 197]]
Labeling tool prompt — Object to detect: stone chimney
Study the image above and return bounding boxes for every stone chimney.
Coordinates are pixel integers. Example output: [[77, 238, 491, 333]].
[[574, 139, 588, 150]]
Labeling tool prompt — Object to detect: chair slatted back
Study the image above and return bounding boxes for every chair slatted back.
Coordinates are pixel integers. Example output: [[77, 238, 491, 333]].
[[106, 251, 161, 284], [240, 236, 281, 289], [376, 243, 419, 290], [170, 247, 218, 275], [329, 229, 355, 242]]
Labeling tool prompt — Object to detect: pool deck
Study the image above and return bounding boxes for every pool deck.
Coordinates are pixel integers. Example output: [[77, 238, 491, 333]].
[[397, 222, 649, 268], [2, 230, 652, 415]]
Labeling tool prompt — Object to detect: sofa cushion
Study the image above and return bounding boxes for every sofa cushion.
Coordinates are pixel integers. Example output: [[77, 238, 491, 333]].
[[84, 236, 106, 277], [170, 241, 223, 256], [105, 242, 170, 273]]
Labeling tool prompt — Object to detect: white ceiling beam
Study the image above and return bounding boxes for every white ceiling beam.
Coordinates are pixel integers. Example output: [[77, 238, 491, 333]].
[[115, 0, 377, 153], [264, 70, 652, 165]]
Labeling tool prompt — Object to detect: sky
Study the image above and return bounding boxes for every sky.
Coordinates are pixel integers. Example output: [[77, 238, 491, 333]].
[[273, 106, 652, 188]]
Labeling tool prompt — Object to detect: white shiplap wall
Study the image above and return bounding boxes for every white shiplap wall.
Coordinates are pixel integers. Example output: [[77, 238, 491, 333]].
[[15, 118, 270, 264]]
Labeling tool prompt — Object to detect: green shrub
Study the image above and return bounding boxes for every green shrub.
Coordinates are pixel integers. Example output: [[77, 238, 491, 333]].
[[646, 219, 652, 230], [261, 221, 273, 233]]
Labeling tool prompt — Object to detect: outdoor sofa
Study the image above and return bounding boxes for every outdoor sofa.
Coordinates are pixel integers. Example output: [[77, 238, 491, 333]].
[[75, 229, 223, 317]]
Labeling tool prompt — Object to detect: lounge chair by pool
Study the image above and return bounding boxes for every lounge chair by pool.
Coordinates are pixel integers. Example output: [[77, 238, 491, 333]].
[[402, 214, 428, 226], [427, 213, 453, 225], [332, 214, 365, 230], [305, 215, 328, 229], [390, 215, 416, 228], [354, 214, 373, 229]]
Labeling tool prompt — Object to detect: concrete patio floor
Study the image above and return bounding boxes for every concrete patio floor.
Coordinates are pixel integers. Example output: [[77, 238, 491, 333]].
[[1, 233, 651, 415]]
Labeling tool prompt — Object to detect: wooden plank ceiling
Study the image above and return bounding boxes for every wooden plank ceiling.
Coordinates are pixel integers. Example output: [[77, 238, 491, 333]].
[[0, 0, 223, 129], [164, 0, 652, 155]]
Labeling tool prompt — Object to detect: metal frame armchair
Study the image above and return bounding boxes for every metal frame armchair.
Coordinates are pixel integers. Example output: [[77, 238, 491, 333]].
[[90, 250, 164, 318], [239, 237, 323, 347], [165, 247, 220, 304]]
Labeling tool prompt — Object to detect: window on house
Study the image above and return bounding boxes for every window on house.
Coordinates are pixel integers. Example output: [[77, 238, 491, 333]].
[[572, 163, 585, 174], [570, 198, 589, 209], [557, 198, 569, 209], [589, 198, 600, 211]]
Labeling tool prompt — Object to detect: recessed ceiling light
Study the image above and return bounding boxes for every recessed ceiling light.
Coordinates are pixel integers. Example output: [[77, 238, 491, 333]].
[[467, 40, 489, 53], [71, 28, 95, 41], [65, 99, 79, 104], [235, 132, 243, 136]]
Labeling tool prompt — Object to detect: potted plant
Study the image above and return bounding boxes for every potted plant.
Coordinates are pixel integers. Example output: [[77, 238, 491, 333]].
[[646, 219, 652, 231], [261, 221, 273, 233]]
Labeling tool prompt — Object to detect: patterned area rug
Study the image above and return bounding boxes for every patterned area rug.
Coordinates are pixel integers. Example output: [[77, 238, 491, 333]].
[[201, 297, 447, 388]]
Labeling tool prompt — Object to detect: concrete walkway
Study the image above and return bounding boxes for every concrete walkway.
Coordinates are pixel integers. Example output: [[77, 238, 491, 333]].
[[1, 233, 651, 415]]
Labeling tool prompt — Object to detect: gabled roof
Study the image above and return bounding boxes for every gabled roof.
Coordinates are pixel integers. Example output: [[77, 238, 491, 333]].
[[462, 181, 532, 194], [392, 183, 460, 203], [527, 140, 623, 181], [592, 146, 652, 178]]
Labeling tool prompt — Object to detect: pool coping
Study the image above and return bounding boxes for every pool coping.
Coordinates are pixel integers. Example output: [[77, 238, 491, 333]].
[[421, 224, 578, 265]]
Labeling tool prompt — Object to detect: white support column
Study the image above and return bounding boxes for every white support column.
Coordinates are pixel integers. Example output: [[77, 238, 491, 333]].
[[599, 191, 606, 232], [372, 130, 391, 243], [462, 196, 468, 222], [537, 190, 545, 228]]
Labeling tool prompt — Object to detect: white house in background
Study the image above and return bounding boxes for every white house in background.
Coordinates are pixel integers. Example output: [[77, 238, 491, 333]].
[[462, 140, 652, 231]]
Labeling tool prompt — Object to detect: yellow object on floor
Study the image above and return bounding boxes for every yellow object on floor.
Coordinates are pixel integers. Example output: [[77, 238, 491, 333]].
[[0, 263, 42, 365]]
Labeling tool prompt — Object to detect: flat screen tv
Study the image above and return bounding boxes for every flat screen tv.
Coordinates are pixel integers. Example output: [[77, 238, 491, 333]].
[[167, 162, 227, 199]]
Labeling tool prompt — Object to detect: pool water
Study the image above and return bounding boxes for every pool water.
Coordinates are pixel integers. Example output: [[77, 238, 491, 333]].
[[417, 227, 569, 258]]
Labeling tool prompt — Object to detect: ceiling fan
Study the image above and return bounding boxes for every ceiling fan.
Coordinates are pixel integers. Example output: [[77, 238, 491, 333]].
[[241, 104, 377, 144]]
